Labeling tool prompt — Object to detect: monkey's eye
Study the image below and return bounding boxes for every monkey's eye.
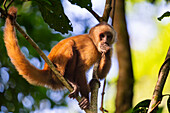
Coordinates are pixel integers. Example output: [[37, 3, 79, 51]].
[[107, 35, 112, 40], [100, 33, 105, 40]]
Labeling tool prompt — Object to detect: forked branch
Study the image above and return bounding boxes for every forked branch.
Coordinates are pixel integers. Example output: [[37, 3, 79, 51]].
[[148, 46, 170, 113], [86, 0, 112, 22]]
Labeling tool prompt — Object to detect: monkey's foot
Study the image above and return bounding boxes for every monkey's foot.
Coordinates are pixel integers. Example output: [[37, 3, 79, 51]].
[[68, 80, 79, 99], [79, 97, 89, 109]]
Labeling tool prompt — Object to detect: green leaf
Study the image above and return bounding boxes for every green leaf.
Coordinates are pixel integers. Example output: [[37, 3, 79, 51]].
[[167, 96, 170, 112], [33, 0, 73, 34], [158, 11, 170, 21], [68, 0, 92, 10], [165, 0, 170, 2], [132, 99, 151, 113], [157, 107, 163, 113]]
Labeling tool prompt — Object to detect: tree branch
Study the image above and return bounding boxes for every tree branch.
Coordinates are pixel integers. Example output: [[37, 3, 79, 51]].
[[148, 46, 170, 113], [111, 0, 116, 25], [86, 0, 112, 22], [100, 79, 108, 113], [86, 0, 113, 112], [0, 7, 7, 18], [113, 0, 134, 112], [86, 8, 102, 22], [0, 6, 91, 113], [90, 61, 100, 113], [101, 0, 112, 22]]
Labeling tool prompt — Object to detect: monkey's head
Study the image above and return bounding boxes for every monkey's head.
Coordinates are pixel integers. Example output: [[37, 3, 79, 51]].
[[89, 22, 117, 54]]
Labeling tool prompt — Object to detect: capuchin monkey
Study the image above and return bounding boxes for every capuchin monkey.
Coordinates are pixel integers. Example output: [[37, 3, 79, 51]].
[[4, 7, 116, 109]]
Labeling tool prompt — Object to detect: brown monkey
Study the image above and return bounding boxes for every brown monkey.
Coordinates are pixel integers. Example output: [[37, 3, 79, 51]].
[[4, 7, 116, 109]]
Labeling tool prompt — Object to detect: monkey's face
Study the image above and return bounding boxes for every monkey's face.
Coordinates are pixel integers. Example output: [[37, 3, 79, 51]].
[[90, 24, 116, 54], [98, 31, 114, 53]]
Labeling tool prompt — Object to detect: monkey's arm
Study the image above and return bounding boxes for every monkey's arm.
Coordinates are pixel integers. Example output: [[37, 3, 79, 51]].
[[97, 50, 112, 79]]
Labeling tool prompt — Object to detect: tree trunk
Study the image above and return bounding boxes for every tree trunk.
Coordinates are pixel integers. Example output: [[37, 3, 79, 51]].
[[112, 0, 134, 112]]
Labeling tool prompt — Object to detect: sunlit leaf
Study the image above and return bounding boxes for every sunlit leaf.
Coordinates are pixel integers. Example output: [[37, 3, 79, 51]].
[[132, 99, 151, 113], [157, 107, 163, 113], [158, 11, 170, 21], [33, 0, 73, 34]]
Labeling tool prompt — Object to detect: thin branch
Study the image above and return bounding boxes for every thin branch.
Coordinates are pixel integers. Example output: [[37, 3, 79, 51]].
[[111, 0, 116, 25], [100, 79, 108, 113], [147, 46, 170, 113], [86, 8, 102, 22], [101, 0, 112, 22], [100, 79, 106, 109], [86, 0, 112, 23], [0, 7, 91, 113], [3, 0, 14, 15], [6, 0, 14, 9], [0, 7, 7, 18], [149, 101, 161, 113], [3, 0, 7, 12]]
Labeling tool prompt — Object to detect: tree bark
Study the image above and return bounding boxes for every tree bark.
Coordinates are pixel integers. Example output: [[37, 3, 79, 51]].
[[112, 0, 134, 112]]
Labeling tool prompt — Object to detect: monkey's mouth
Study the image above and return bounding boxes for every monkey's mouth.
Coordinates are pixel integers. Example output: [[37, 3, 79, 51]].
[[99, 42, 111, 53]]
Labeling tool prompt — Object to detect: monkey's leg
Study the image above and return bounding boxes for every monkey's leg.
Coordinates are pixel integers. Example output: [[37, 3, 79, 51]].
[[75, 71, 90, 109], [63, 46, 79, 99]]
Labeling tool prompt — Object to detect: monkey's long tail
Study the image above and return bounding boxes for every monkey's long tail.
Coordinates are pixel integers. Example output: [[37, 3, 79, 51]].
[[3, 7, 55, 88]]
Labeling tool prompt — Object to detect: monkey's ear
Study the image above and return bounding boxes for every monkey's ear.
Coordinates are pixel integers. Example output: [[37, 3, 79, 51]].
[[89, 27, 94, 35]]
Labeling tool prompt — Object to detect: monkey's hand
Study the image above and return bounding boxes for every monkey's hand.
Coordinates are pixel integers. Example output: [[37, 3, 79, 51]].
[[67, 80, 79, 99], [68, 86, 79, 99], [99, 42, 111, 54], [79, 97, 89, 110], [7, 7, 17, 25]]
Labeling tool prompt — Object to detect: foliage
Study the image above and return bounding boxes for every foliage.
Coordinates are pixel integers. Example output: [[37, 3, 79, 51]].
[[132, 95, 170, 113], [33, 0, 72, 34], [158, 11, 170, 21], [68, 0, 92, 10], [132, 99, 151, 113], [32, 0, 92, 34]]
